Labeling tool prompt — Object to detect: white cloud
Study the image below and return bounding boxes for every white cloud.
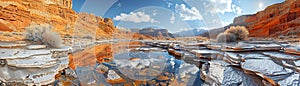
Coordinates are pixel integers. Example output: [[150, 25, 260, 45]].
[[232, 4, 242, 15], [113, 11, 158, 23], [208, 0, 242, 15], [175, 4, 203, 21], [166, 2, 173, 8], [221, 21, 231, 26], [170, 13, 175, 24]]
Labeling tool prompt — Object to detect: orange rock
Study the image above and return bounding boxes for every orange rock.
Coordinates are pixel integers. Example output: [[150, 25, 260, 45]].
[[233, 0, 300, 37]]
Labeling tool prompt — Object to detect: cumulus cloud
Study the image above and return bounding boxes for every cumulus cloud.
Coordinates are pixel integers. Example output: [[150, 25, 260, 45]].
[[175, 4, 203, 21], [208, 0, 242, 15], [113, 11, 158, 23], [170, 13, 175, 24]]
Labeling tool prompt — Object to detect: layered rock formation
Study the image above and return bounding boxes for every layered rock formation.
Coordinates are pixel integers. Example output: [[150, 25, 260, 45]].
[[138, 28, 174, 38], [74, 13, 116, 40], [0, 0, 77, 36], [232, 0, 300, 37], [0, 0, 154, 41], [0, 41, 71, 85], [0, 0, 120, 40]]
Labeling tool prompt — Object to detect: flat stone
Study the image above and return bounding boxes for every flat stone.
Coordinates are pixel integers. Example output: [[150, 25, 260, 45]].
[[241, 59, 292, 75], [206, 44, 222, 50], [224, 52, 245, 65], [190, 50, 223, 60], [263, 52, 300, 60], [243, 41, 275, 44], [254, 44, 282, 50], [191, 50, 220, 54], [29, 71, 57, 85], [26, 45, 47, 50], [0, 49, 50, 59], [278, 73, 300, 86], [222, 67, 243, 86], [222, 43, 255, 52], [284, 45, 300, 55], [202, 61, 228, 85], [0, 42, 27, 48], [51, 46, 72, 52], [6, 54, 56, 68], [241, 53, 269, 59]]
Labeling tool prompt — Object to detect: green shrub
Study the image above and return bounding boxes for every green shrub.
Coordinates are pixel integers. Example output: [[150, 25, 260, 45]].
[[24, 24, 62, 48]]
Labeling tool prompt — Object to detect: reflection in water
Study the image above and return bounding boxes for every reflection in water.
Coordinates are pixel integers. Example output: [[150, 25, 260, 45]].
[[69, 42, 200, 85], [57, 40, 300, 85], [114, 51, 168, 81]]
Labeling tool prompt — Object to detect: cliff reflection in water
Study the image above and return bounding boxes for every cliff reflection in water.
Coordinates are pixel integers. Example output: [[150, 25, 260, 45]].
[[68, 42, 200, 86]]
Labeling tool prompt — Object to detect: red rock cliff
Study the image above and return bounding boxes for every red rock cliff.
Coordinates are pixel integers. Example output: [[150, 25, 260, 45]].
[[233, 0, 300, 37], [0, 0, 117, 39]]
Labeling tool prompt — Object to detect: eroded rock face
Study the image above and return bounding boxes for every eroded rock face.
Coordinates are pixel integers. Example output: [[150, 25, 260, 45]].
[[0, 0, 117, 40], [74, 13, 116, 39], [232, 0, 300, 37], [0, 0, 77, 36], [0, 41, 71, 85]]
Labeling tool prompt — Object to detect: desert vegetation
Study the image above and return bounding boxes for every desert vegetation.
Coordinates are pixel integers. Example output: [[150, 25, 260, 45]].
[[24, 24, 62, 48], [216, 33, 237, 43], [216, 26, 249, 43]]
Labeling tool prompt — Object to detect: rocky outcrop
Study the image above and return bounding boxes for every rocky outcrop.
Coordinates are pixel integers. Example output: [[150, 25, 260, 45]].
[[138, 28, 174, 38], [0, 41, 71, 85], [74, 13, 116, 40], [232, 0, 300, 37]]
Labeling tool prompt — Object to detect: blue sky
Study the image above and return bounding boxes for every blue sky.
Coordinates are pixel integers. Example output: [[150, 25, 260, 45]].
[[72, 0, 284, 33]]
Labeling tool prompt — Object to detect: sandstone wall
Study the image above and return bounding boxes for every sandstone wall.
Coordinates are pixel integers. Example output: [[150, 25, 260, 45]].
[[0, 0, 117, 39], [233, 0, 300, 37]]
